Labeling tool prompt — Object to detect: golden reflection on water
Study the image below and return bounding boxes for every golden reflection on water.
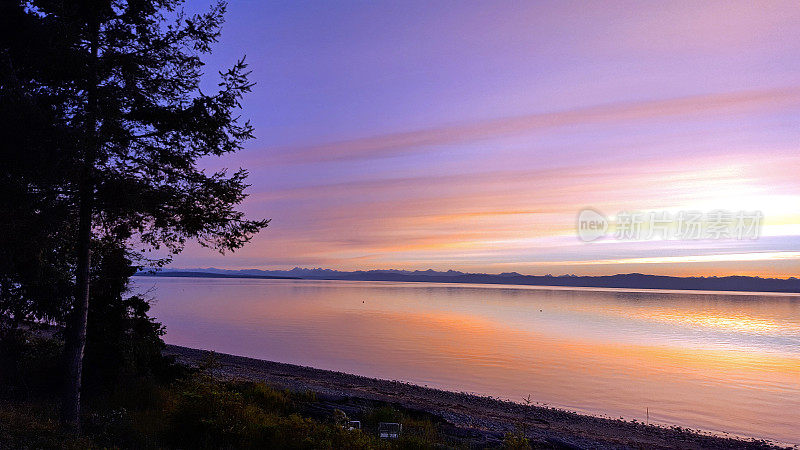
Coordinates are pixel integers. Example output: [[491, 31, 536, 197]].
[[641, 310, 784, 333], [140, 278, 800, 445]]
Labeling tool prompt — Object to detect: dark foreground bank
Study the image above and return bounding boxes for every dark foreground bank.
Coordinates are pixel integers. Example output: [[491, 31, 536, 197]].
[[166, 345, 789, 450]]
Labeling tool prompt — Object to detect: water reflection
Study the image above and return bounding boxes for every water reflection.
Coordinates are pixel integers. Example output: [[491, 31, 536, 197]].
[[137, 277, 800, 444]]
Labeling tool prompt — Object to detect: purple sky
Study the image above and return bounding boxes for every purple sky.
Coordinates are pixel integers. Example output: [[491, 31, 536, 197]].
[[172, 0, 800, 277]]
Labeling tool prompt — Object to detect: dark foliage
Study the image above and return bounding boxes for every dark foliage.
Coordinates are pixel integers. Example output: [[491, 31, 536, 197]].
[[82, 239, 174, 393], [0, 331, 63, 399], [1, 0, 269, 258], [0, 0, 269, 426]]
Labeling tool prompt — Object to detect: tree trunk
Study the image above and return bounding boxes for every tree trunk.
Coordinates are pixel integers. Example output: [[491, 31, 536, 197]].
[[61, 187, 92, 429], [61, 20, 98, 431]]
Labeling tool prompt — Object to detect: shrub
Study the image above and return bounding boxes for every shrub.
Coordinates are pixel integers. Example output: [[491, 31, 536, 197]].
[[0, 331, 63, 398], [502, 427, 532, 449], [163, 378, 380, 449]]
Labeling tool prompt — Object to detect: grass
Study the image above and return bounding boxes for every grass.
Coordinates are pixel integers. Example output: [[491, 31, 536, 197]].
[[0, 337, 513, 448], [0, 371, 472, 449]]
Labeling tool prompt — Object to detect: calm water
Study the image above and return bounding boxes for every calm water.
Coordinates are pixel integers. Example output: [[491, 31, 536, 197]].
[[135, 277, 800, 444]]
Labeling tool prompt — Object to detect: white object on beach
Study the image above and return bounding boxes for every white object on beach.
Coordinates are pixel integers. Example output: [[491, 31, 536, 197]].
[[378, 422, 402, 439]]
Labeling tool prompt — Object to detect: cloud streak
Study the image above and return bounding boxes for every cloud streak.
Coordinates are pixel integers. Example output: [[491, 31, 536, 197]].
[[171, 1, 800, 277], [261, 87, 800, 164]]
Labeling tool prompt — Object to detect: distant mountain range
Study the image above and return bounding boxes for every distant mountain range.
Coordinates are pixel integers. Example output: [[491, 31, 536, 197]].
[[139, 271, 300, 280], [136, 267, 800, 293]]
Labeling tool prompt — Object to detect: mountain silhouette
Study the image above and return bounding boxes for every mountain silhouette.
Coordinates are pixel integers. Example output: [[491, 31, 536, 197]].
[[138, 268, 800, 293]]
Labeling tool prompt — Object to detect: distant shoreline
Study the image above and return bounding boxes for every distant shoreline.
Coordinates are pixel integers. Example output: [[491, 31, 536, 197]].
[[137, 271, 300, 280], [165, 344, 785, 449], [136, 270, 800, 294]]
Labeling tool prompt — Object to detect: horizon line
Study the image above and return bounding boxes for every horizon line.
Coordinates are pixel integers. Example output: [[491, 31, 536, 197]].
[[156, 266, 798, 281]]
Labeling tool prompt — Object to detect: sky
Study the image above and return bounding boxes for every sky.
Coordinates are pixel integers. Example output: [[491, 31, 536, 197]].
[[171, 0, 800, 277]]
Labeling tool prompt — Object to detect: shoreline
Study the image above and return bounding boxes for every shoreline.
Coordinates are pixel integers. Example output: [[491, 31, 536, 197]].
[[137, 274, 800, 298], [165, 344, 788, 449], [136, 272, 800, 295]]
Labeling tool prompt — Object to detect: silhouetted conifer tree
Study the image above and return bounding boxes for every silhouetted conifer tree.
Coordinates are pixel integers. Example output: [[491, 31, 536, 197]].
[[0, 0, 268, 429]]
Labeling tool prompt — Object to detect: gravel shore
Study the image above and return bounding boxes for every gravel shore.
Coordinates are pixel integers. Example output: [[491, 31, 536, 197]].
[[165, 345, 787, 450]]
